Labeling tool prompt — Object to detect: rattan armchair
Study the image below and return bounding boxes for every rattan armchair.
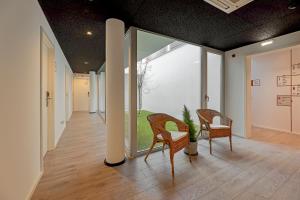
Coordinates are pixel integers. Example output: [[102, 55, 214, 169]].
[[196, 109, 233, 154], [145, 113, 192, 177]]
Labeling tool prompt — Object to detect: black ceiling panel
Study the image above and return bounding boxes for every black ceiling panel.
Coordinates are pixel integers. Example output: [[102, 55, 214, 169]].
[[38, 0, 300, 73]]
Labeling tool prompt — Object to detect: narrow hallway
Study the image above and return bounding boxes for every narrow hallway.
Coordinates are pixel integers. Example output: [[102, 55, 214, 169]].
[[32, 112, 110, 199]]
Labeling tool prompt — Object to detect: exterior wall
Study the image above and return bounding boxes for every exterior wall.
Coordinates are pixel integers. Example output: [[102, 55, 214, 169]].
[[0, 0, 72, 199], [141, 44, 201, 121]]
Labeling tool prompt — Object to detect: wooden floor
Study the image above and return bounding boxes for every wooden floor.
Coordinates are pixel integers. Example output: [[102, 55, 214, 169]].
[[32, 112, 300, 200]]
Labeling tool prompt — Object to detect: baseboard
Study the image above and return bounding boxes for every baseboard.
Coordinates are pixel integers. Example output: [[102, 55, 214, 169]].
[[252, 124, 291, 134], [26, 170, 43, 200]]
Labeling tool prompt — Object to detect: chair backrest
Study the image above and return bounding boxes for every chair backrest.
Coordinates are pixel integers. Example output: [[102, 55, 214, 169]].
[[147, 113, 174, 136], [196, 109, 220, 124]]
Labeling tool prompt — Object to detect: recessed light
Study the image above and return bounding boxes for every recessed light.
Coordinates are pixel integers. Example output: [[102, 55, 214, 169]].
[[261, 40, 273, 46], [288, 0, 297, 10], [86, 31, 93, 36], [166, 45, 171, 51], [84, 61, 89, 65], [288, 5, 296, 9]]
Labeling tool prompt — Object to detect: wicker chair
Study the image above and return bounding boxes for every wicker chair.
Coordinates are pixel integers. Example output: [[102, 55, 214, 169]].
[[145, 113, 192, 177], [196, 109, 233, 154]]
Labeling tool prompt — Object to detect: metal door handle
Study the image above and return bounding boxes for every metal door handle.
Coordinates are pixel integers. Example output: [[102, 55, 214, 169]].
[[205, 95, 210, 102]]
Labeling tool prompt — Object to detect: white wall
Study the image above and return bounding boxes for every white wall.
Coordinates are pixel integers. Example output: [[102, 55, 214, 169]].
[[141, 44, 201, 121], [251, 49, 291, 132], [291, 46, 300, 135], [225, 31, 300, 137], [0, 0, 72, 199], [66, 67, 73, 121]]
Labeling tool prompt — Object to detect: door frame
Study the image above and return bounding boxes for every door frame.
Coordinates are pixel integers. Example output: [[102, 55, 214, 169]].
[[201, 48, 225, 114], [40, 28, 56, 169]]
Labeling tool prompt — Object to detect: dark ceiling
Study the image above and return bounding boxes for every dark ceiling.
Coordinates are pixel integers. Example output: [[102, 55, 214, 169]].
[[38, 0, 300, 73]]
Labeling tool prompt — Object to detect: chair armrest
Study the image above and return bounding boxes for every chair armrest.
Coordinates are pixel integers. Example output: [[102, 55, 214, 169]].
[[157, 130, 172, 141], [169, 117, 189, 132], [219, 114, 232, 127]]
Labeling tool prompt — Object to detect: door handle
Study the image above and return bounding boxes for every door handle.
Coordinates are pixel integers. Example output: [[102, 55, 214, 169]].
[[205, 95, 210, 102], [46, 91, 53, 107]]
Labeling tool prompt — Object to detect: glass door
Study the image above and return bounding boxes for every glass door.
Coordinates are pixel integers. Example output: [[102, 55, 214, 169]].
[[206, 52, 223, 113]]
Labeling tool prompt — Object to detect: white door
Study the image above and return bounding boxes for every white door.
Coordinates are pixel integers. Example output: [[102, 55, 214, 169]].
[[74, 77, 90, 111], [41, 33, 55, 158]]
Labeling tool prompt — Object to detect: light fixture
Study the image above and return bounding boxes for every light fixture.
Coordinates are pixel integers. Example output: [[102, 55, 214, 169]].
[[261, 40, 273, 47], [86, 31, 93, 36], [288, 0, 297, 10], [84, 61, 89, 65], [166, 45, 171, 51], [124, 67, 129, 74]]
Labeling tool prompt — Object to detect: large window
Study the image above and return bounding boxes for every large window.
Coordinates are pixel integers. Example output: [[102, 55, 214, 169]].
[[136, 30, 202, 152], [98, 64, 106, 120], [124, 32, 130, 154], [123, 28, 224, 157]]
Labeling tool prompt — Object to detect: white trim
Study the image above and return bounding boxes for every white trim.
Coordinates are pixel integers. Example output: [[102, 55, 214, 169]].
[[26, 170, 43, 200], [253, 125, 300, 136], [252, 125, 291, 134]]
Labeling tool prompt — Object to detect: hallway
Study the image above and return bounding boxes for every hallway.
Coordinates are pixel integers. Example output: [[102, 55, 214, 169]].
[[32, 112, 300, 200]]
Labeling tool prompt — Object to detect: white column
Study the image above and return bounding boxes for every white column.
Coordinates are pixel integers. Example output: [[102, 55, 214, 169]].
[[89, 71, 97, 113], [105, 18, 125, 166]]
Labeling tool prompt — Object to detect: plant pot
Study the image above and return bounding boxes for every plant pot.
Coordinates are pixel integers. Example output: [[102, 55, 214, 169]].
[[184, 141, 198, 156]]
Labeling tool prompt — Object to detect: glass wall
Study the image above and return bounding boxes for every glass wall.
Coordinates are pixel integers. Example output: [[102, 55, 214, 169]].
[[207, 52, 222, 112], [98, 64, 106, 120], [124, 33, 130, 153], [136, 30, 202, 152]]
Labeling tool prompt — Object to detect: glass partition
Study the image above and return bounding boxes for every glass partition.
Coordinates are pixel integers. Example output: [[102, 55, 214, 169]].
[[98, 64, 106, 120], [136, 30, 202, 152], [207, 52, 222, 112], [124, 32, 130, 154]]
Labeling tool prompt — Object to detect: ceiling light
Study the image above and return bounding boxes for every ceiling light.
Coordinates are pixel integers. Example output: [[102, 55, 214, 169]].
[[261, 40, 273, 46], [84, 61, 89, 65], [124, 67, 129, 74], [288, 0, 297, 9], [288, 4, 296, 9], [166, 45, 171, 51], [86, 31, 93, 36]]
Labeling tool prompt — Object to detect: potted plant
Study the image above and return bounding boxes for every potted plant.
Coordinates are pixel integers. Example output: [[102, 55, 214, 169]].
[[183, 105, 199, 156]]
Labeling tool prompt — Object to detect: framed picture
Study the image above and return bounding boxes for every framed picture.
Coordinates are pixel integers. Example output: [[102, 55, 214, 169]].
[[277, 95, 292, 107], [251, 79, 260, 86]]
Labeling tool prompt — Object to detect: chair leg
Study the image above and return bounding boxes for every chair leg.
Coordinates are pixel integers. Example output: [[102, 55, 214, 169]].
[[188, 142, 192, 163], [144, 140, 156, 161], [209, 138, 212, 155], [200, 127, 203, 137], [162, 142, 165, 153], [170, 152, 175, 177], [229, 135, 233, 152]]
